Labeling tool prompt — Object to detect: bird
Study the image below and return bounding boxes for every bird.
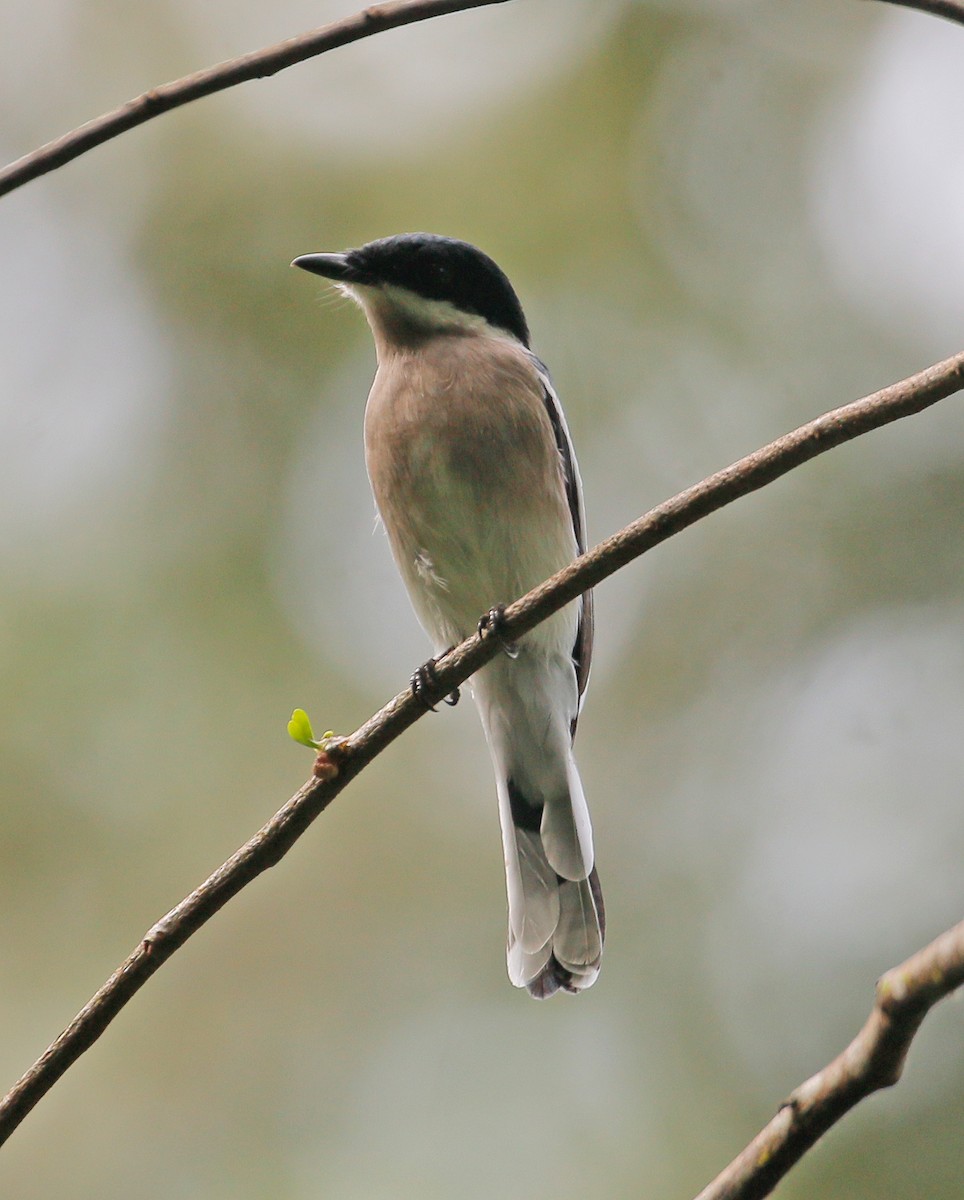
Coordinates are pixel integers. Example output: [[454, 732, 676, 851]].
[[293, 233, 603, 998]]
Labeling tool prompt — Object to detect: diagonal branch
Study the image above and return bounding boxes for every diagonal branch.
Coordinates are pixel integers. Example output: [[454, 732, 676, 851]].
[[2, 0, 961, 202], [868, 0, 964, 25], [693, 918, 964, 1200], [0, 0, 513, 199], [0, 350, 962, 1148]]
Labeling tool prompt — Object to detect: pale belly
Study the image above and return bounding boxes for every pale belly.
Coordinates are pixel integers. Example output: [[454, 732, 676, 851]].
[[392, 456, 579, 655], [363, 336, 581, 657]]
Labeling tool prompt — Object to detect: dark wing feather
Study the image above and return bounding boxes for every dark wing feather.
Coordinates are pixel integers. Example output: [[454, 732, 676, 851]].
[[530, 355, 593, 727]]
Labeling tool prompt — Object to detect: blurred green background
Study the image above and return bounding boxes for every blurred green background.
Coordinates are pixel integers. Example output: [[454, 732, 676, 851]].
[[1, 1, 963, 1196]]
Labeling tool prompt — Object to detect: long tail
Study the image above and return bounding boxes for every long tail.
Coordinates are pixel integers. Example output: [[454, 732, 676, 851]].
[[474, 652, 605, 998]]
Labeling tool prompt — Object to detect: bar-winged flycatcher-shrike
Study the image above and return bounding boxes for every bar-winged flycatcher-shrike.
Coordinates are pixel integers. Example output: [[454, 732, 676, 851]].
[[294, 233, 603, 997]]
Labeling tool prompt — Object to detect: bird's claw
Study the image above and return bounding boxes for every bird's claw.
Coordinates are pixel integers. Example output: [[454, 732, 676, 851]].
[[478, 605, 519, 659], [411, 657, 460, 710]]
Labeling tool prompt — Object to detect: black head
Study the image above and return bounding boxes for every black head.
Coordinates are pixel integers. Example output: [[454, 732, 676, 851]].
[[293, 233, 530, 346]]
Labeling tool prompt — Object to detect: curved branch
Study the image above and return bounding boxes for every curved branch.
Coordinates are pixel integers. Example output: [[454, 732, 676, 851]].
[[0, 0, 513, 199], [869, 0, 964, 25], [694, 919, 964, 1200], [0, 350, 962, 1146]]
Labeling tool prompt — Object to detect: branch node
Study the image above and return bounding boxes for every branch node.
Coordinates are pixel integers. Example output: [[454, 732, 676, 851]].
[[312, 749, 341, 782], [139, 88, 166, 113], [143, 908, 180, 946]]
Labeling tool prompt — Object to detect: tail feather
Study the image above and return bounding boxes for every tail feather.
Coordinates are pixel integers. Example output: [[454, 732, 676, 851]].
[[506, 933, 552, 990], [475, 651, 604, 998], [556, 874, 604, 972], [498, 766, 604, 998], [510, 827, 560, 952], [540, 759, 594, 880], [509, 869, 605, 997]]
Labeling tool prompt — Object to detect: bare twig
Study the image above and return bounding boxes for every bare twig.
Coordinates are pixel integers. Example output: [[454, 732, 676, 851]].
[[0, 0, 513, 199], [694, 919, 964, 1200], [868, 0, 964, 25], [0, 351, 962, 1147], [2, 0, 960, 203]]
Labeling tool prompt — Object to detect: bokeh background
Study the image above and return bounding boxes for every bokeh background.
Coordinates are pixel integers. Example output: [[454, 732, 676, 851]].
[[1, 1, 963, 1195]]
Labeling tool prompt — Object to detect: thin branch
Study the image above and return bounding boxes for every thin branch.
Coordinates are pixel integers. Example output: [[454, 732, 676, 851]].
[[0, 0, 513, 199], [1, 350, 962, 1147], [693, 919, 964, 1200], [2, 0, 960, 204], [868, 0, 964, 25]]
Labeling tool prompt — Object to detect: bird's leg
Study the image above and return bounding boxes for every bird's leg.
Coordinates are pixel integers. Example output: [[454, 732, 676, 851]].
[[477, 605, 520, 659], [411, 654, 460, 710]]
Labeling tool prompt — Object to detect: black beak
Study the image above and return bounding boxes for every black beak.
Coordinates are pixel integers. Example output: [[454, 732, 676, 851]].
[[291, 252, 356, 281]]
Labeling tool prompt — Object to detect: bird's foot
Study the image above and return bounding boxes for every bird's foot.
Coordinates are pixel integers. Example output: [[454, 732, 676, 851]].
[[477, 605, 519, 659], [411, 655, 460, 711]]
